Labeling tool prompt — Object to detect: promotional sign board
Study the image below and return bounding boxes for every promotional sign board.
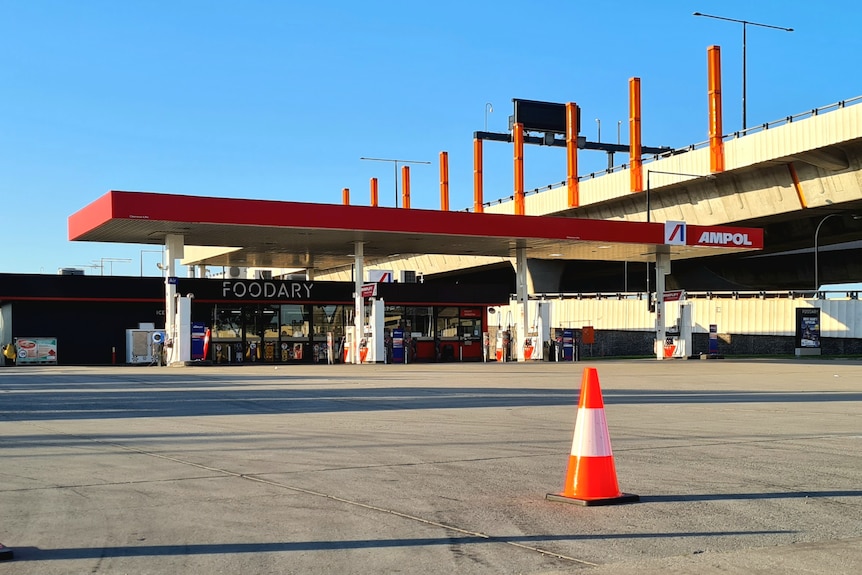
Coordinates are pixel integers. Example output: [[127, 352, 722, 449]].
[[14, 337, 58, 365], [663, 290, 685, 302], [191, 322, 206, 360], [360, 283, 377, 298], [795, 308, 821, 350], [708, 324, 719, 355], [561, 328, 574, 361], [392, 328, 404, 363]]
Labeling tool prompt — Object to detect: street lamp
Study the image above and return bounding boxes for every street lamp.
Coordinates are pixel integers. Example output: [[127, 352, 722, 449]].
[[140, 249, 164, 277], [693, 12, 793, 131], [484, 102, 493, 131], [814, 213, 862, 292], [360, 157, 431, 208], [645, 169, 715, 223]]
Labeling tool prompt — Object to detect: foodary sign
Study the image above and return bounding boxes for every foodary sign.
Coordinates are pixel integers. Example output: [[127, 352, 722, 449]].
[[222, 281, 313, 299]]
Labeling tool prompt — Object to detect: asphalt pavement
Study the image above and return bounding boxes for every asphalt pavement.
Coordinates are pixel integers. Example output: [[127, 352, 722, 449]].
[[1, 359, 860, 574]]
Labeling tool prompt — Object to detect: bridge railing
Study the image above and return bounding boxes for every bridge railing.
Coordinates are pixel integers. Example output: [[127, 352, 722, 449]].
[[481, 94, 862, 209], [527, 290, 860, 301]]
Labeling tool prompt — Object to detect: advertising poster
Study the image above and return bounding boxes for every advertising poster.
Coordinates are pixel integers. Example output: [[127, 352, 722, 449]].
[[796, 308, 821, 348], [561, 328, 574, 361], [392, 328, 404, 363], [15, 337, 58, 365], [708, 324, 719, 354]]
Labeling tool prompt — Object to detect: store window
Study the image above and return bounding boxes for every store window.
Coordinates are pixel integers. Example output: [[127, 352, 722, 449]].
[[212, 305, 243, 364], [436, 306, 460, 338], [280, 304, 309, 362], [384, 305, 406, 331], [403, 306, 433, 337], [312, 304, 347, 363]]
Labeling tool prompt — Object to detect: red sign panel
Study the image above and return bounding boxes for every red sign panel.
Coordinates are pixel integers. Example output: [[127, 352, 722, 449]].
[[663, 290, 685, 302], [460, 307, 483, 318], [360, 283, 377, 298]]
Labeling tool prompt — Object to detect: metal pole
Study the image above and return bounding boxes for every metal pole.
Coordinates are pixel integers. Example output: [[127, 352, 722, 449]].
[[359, 157, 431, 208], [693, 12, 793, 131], [814, 214, 838, 293], [646, 176, 651, 223], [742, 21, 747, 130]]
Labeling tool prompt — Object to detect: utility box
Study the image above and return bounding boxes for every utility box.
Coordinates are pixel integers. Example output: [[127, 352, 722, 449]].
[[126, 329, 155, 364]]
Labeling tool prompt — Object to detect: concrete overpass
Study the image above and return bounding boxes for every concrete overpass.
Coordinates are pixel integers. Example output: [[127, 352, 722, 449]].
[[313, 96, 862, 292]]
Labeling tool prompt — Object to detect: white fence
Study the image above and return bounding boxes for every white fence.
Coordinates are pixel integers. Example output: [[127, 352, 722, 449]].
[[492, 292, 862, 338]]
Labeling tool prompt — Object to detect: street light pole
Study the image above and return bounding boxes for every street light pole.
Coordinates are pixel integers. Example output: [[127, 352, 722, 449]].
[[360, 157, 431, 208], [814, 213, 862, 293], [484, 102, 493, 131], [693, 12, 793, 130]]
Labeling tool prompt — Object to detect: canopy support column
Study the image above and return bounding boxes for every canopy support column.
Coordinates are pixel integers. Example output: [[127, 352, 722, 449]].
[[654, 248, 670, 360], [353, 242, 365, 365], [516, 245, 529, 361], [164, 234, 185, 364]]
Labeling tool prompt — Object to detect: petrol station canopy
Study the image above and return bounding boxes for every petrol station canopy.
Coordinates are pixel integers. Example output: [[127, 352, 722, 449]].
[[69, 190, 764, 270]]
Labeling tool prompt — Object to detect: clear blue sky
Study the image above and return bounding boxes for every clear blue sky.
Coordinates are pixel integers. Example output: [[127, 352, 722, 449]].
[[2, 0, 859, 277]]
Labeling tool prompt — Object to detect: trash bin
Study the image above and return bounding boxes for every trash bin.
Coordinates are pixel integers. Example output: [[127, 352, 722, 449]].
[[441, 344, 455, 362]]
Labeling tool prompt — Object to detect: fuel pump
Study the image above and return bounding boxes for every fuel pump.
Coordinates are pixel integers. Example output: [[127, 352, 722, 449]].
[[364, 298, 385, 363], [663, 297, 692, 358]]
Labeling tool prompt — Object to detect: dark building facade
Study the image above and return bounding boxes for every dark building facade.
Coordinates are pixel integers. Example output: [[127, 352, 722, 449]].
[[0, 274, 510, 365]]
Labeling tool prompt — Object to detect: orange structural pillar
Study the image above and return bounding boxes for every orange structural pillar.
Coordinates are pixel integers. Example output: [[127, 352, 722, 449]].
[[514, 122, 525, 215], [439, 151, 449, 211], [370, 178, 378, 207], [473, 138, 484, 213], [402, 165, 411, 209], [342, 187, 350, 205], [566, 102, 579, 208], [629, 77, 643, 192], [708, 45, 725, 173]]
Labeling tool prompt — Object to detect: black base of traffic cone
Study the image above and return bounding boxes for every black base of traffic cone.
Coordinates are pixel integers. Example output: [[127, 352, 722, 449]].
[[0, 542, 13, 561]]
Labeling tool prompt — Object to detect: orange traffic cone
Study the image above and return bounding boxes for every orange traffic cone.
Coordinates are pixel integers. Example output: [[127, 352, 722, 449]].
[[546, 367, 639, 506]]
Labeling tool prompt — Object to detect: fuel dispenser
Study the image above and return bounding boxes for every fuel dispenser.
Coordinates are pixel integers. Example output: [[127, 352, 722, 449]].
[[664, 300, 692, 358], [525, 301, 550, 361]]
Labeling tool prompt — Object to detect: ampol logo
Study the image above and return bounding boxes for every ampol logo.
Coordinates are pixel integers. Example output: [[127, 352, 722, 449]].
[[697, 231, 753, 246], [664, 221, 686, 245]]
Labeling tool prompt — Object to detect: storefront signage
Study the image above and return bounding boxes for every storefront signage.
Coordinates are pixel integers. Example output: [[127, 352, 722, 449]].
[[696, 231, 753, 246], [222, 280, 313, 299]]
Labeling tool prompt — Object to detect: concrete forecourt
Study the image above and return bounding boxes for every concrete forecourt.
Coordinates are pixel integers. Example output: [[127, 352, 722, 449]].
[[1, 359, 860, 574]]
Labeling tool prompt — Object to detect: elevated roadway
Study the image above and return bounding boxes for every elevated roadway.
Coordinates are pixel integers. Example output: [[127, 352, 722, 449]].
[[315, 97, 862, 292]]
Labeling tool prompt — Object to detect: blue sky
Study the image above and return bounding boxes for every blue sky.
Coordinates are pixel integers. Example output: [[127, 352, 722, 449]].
[[2, 1, 859, 277]]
